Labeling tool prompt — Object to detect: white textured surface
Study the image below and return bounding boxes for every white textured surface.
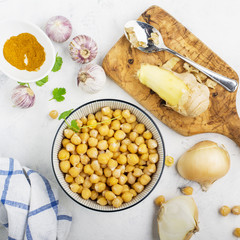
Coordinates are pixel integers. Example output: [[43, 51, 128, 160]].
[[0, 0, 240, 239]]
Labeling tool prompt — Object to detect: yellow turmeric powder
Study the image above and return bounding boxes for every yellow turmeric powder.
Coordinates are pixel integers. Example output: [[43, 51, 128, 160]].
[[3, 33, 45, 71]]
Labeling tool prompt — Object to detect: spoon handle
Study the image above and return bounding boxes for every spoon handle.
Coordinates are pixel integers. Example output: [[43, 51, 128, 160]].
[[165, 48, 238, 92]]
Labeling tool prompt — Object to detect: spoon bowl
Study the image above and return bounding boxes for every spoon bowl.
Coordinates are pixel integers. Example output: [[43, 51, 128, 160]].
[[124, 20, 238, 92]]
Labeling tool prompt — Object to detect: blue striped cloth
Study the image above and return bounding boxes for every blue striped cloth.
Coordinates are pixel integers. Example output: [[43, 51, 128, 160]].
[[0, 158, 72, 240]]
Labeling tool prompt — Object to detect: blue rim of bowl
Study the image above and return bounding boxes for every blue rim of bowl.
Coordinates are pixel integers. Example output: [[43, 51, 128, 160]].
[[51, 99, 165, 212]]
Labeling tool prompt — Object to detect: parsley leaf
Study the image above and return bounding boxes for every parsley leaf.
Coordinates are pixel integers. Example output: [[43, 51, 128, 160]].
[[58, 109, 74, 120], [36, 76, 48, 86], [71, 120, 80, 131], [52, 54, 63, 72], [49, 88, 66, 102]]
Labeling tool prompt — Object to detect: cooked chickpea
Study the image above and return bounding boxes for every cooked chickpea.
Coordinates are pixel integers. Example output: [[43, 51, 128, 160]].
[[109, 142, 120, 152], [81, 127, 89, 133], [95, 182, 106, 192], [107, 177, 118, 186], [127, 154, 139, 166], [69, 167, 81, 178], [88, 137, 98, 147], [138, 144, 148, 154], [112, 196, 123, 208], [133, 123, 145, 134], [121, 123, 132, 133], [146, 164, 156, 174], [112, 169, 121, 178], [60, 161, 70, 173], [119, 144, 128, 153], [154, 195, 165, 206], [117, 165, 125, 174], [84, 164, 94, 175], [112, 151, 121, 160], [112, 184, 123, 195], [90, 190, 98, 200], [58, 149, 70, 160], [149, 148, 157, 154], [120, 118, 126, 124], [81, 188, 91, 200], [147, 139, 158, 149], [62, 138, 70, 148], [95, 111, 102, 122], [91, 160, 101, 171], [80, 172, 87, 178], [104, 168, 112, 178], [114, 130, 126, 141], [101, 116, 111, 125], [101, 106, 111, 116], [113, 109, 122, 119], [89, 129, 98, 138], [122, 191, 133, 203], [64, 129, 74, 139], [110, 120, 120, 131], [119, 174, 128, 185], [133, 168, 143, 178], [105, 191, 116, 201], [128, 143, 138, 154], [117, 154, 127, 165], [233, 228, 240, 237], [71, 133, 81, 145], [49, 110, 58, 119], [122, 138, 131, 145], [181, 186, 193, 195], [149, 153, 159, 163], [132, 182, 144, 193], [127, 172, 136, 185], [126, 114, 136, 123], [79, 133, 89, 144], [76, 144, 87, 155], [76, 163, 83, 172], [80, 155, 90, 165], [99, 175, 106, 183], [65, 174, 73, 183], [135, 136, 145, 146], [70, 183, 80, 193], [97, 197, 108, 206], [83, 178, 92, 188], [122, 184, 130, 193], [70, 155, 80, 166], [75, 175, 84, 185], [97, 140, 108, 151], [232, 206, 240, 215], [80, 116, 87, 124], [122, 109, 131, 119], [107, 129, 114, 138], [90, 174, 100, 184], [125, 164, 135, 172], [98, 153, 110, 165], [87, 147, 98, 159], [65, 143, 75, 152], [88, 113, 95, 120], [129, 132, 138, 142], [98, 125, 109, 136], [139, 174, 151, 185]]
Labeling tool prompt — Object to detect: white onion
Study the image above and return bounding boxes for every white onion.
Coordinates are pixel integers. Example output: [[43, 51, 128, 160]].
[[12, 85, 35, 108], [77, 64, 106, 94], [158, 196, 199, 240], [177, 140, 230, 191], [69, 35, 98, 64], [45, 16, 72, 43]]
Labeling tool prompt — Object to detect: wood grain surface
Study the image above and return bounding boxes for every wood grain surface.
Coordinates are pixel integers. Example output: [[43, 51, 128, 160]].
[[102, 5, 240, 146]]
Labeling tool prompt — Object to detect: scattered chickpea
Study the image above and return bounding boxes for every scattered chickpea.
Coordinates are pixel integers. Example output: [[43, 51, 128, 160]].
[[165, 156, 174, 167], [180, 186, 193, 195], [232, 206, 240, 215], [49, 110, 58, 119], [233, 228, 240, 237], [219, 206, 231, 216], [154, 195, 165, 206]]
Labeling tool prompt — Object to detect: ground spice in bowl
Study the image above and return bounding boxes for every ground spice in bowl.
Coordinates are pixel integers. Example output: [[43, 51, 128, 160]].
[[3, 32, 46, 71]]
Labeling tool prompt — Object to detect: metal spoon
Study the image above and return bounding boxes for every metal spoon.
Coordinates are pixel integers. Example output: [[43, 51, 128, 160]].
[[124, 20, 238, 92]]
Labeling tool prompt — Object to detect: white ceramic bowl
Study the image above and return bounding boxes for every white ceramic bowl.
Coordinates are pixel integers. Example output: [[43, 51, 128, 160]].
[[0, 20, 55, 83], [52, 99, 165, 212]]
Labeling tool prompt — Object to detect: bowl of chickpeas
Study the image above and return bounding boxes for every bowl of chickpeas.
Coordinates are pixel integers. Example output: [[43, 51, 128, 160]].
[[52, 99, 165, 211]]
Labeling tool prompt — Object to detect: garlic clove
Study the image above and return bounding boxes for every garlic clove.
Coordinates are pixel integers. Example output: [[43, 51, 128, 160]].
[[77, 64, 106, 94], [157, 196, 199, 240], [11, 85, 35, 108], [69, 35, 98, 64]]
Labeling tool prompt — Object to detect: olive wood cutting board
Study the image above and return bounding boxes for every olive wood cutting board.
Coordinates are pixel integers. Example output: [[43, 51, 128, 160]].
[[102, 5, 240, 146]]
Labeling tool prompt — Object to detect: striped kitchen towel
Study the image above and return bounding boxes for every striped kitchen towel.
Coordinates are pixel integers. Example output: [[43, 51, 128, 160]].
[[0, 158, 72, 240]]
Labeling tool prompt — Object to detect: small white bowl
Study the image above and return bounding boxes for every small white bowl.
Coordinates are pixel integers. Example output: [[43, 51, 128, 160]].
[[0, 20, 55, 83], [52, 99, 165, 212]]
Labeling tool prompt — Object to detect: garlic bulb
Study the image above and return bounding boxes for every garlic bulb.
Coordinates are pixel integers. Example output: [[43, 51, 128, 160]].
[[69, 35, 98, 64], [45, 16, 72, 43], [12, 85, 35, 108], [158, 196, 199, 240], [77, 64, 106, 93], [177, 141, 230, 191]]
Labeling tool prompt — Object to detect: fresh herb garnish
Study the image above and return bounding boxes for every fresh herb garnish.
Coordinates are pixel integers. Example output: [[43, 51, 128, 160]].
[[49, 88, 66, 102], [36, 76, 48, 86], [58, 109, 74, 120], [18, 82, 30, 88], [52, 54, 63, 72]]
